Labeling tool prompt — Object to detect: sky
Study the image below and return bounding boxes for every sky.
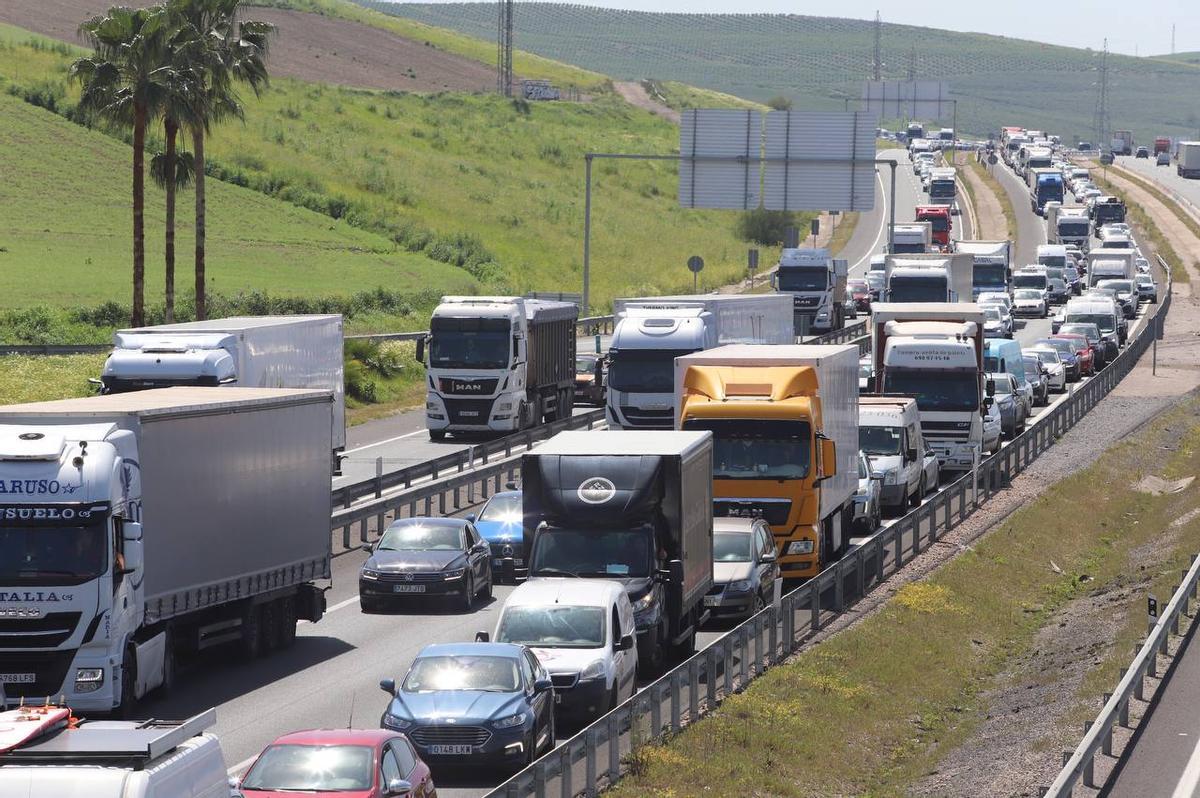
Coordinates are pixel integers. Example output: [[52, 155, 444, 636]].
[[389, 0, 1199, 56]]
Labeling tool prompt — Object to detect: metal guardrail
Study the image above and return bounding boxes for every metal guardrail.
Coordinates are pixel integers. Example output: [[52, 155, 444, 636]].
[[1045, 553, 1200, 796], [809, 318, 869, 346]]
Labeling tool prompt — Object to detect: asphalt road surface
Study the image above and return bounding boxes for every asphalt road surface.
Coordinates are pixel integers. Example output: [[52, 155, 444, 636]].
[[1115, 152, 1200, 211]]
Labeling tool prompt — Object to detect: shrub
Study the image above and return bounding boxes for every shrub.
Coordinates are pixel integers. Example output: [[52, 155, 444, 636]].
[[766, 95, 794, 111], [734, 207, 800, 245]]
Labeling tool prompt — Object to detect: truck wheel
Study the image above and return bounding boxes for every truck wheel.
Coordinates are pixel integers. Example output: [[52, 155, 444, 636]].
[[116, 645, 138, 719], [911, 478, 924, 507], [260, 599, 282, 654], [280, 596, 298, 649], [239, 605, 263, 660]]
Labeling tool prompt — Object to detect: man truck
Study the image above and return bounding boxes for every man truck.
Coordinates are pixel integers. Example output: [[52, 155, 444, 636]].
[[606, 294, 792, 430], [676, 344, 858, 581], [418, 296, 578, 440], [0, 388, 332, 715], [884, 253, 973, 303], [871, 304, 989, 472], [1047, 206, 1091, 252], [915, 206, 953, 251], [954, 240, 1012, 299], [522, 430, 713, 677], [926, 168, 958, 216], [772, 247, 850, 335]]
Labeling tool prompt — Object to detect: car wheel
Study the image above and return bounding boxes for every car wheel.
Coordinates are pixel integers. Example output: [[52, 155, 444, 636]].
[[429, 429, 446, 441], [910, 478, 923, 507], [481, 568, 493, 601], [360, 594, 381, 614], [460, 575, 475, 613], [748, 592, 766, 622]]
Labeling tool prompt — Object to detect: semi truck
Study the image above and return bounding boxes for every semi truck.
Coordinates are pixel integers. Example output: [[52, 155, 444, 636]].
[[1178, 142, 1200, 179], [772, 247, 850, 335], [522, 430, 713, 677], [1154, 137, 1172, 155], [915, 206, 953, 251], [1111, 130, 1134, 156], [606, 294, 792, 430], [0, 388, 333, 714], [1029, 169, 1065, 216], [926, 168, 958, 215], [100, 315, 345, 468], [418, 296, 577, 440], [954, 240, 1012, 299], [676, 344, 858, 580], [871, 303, 988, 472], [1047, 206, 1091, 251], [890, 222, 933, 254], [1091, 197, 1127, 233], [884, 253, 973, 303]]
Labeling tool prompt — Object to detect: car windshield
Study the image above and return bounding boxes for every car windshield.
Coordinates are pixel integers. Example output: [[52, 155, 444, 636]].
[[576, 357, 598, 373], [713, 532, 753, 563], [607, 348, 690, 394], [479, 493, 521, 523], [1059, 325, 1100, 343], [1039, 339, 1074, 358], [984, 308, 1000, 321], [1031, 348, 1061, 364], [242, 745, 374, 792], [990, 374, 1015, 395], [0, 521, 108, 585], [882, 370, 979, 412], [1098, 281, 1132, 293], [1013, 275, 1045, 289], [1023, 359, 1040, 377], [531, 526, 653, 578], [777, 267, 828, 292], [403, 655, 521, 692], [848, 280, 868, 292], [496, 605, 606, 649], [377, 522, 462, 551], [1065, 314, 1114, 334], [859, 361, 873, 379], [1014, 289, 1042, 299], [683, 418, 811, 480], [429, 317, 510, 370], [859, 425, 902, 456]]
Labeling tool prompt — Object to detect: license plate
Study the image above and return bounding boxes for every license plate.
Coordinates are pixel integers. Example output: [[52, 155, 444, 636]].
[[703, 595, 721, 607], [0, 673, 35, 684], [493, 558, 502, 566], [429, 744, 473, 755], [392, 585, 426, 593], [460, 411, 479, 417]]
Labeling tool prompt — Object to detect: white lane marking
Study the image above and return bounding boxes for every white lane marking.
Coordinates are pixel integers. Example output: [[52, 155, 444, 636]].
[[228, 754, 259, 777], [297, 594, 360, 625], [1171, 730, 1200, 798], [850, 167, 890, 274], [343, 428, 427, 455]]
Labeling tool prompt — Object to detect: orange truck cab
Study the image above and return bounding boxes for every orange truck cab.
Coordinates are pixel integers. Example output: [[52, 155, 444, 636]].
[[916, 206, 953, 251]]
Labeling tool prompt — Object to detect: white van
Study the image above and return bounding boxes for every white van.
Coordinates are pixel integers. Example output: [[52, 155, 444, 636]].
[[486, 579, 637, 721], [858, 396, 936, 510], [0, 709, 228, 798]]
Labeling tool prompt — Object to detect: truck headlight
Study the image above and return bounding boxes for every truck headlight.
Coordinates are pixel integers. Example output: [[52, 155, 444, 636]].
[[631, 591, 654, 612], [382, 712, 411, 730], [493, 711, 528, 729], [882, 468, 899, 485], [75, 667, 104, 693], [580, 660, 607, 681], [496, 401, 513, 411], [426, 400, 438, 410], [786, 540, 814, 555]]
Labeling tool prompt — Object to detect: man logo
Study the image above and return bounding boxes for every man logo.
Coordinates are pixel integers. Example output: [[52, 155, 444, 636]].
[[577, 477, 616, 505]]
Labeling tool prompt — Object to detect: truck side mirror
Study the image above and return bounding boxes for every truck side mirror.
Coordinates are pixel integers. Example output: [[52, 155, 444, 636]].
[[819, 437, 837, 479], [414, 337, 425, 363], [905, 447, 918, 462], [983, 396, 995, 410], [121, 522, 144, 574], [986, 379, 996, 396], [617, 633, 635, 652]]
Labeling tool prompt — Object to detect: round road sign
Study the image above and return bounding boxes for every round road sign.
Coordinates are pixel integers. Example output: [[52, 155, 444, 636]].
[[687, 255, 705, 274]]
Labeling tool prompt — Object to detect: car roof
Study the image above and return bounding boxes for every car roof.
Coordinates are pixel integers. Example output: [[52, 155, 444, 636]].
[[386, 516, 464, 530], [484, 490, 522, 501], [270, 728, 398, 747], [504, 577, 626, 608], [416, 642, 525, 659], [713, 517, 762, 533]]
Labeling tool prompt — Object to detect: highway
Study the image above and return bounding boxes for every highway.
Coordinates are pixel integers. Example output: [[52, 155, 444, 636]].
[[1115, 152, 1200, 211]]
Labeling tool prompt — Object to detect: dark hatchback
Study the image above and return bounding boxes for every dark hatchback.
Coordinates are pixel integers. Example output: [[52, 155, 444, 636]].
[[359, 517, 493, 612]]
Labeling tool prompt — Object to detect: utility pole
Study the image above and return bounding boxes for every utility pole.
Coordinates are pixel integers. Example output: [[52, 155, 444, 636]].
[[1172, 23, 1176, 55], [496, 0, 514, 97], [1093, 38, 1110, 150], [872, 11, 882, 81], [907, 45, 916, 81]]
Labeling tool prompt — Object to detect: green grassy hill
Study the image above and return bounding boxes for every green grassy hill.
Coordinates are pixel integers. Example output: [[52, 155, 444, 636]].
[[367, 2, 1200, 142]]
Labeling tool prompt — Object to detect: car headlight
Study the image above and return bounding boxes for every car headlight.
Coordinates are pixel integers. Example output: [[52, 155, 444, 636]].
[[631, 591, 655, 612], [580, 660, 607, 681], [492, 711, 528, 729], [443, 568, 467, 580], [361, 568, 381, 580], [382, 712, 412, 730], [727, 579, 754, 594], [786, 540, 814, 555], [75, 667, 104, 693]]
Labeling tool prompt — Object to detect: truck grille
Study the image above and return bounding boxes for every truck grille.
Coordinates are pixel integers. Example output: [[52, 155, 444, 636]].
[[440, 378, 499, 396], [617, 407, 673, 429], [443, 398, 495, 425], [411, 726, 491, 748], [922, 420, 973, 441], [0, 650, 76, 701], [0, 612, 81, 649], [713, 498, 792, 526], [792, 296, 820, 309]]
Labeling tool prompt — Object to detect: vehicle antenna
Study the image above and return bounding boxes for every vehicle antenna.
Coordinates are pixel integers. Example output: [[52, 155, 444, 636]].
[[347, 692, 356, 729]]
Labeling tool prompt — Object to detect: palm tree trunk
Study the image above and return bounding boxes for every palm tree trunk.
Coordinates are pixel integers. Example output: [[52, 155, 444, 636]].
[[132, 102, 146, 327], [193, 125, 206, 321], [164, 116, 178, 323]]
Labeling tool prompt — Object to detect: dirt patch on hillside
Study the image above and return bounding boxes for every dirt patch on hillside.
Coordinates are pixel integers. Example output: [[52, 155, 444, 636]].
[[613, 81, 680, 124], [0, 1, 499, 93]]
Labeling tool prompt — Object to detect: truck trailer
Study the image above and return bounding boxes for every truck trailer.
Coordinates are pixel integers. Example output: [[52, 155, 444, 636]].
[[884, 253, 973, 303], [100, 315, 345, 466], [1111, 130, 1134, 156], [606, 294, 793, 430], [954, 240, 1012, 299], [522, 430, 713, 677], [1178, 142, 1200, 179], [676, 344, 859, 580], [418, 296, 578, 439], [0, 388, 333, 714]]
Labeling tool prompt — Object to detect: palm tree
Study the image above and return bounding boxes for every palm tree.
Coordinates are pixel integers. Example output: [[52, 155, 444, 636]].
[[72, 6, 178, 327], [169, 0, 272, 320]]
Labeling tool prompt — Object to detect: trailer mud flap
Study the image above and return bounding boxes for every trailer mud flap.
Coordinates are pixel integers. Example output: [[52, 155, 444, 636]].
[[296, 584, 327, 623]]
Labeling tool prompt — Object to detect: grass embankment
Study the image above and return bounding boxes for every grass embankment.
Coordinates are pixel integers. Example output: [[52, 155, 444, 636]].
[[646, 79, 762, 111], [826, 212, 860, 256], [609, 396, 1200, 796], [965, 157, 1016, 242], [0, 355, 106, 405], [1091, 172, 1190, 284], [0, 24, 764, 322]]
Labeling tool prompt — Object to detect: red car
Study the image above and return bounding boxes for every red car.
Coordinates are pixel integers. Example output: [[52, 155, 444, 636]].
[[847, 278, 872, 313], [236, 729, 437, 798], [1051, 333, 1094, 376]]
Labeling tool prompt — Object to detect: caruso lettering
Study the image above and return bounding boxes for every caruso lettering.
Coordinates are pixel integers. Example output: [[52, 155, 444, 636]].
[[0, 479, 79, 495]]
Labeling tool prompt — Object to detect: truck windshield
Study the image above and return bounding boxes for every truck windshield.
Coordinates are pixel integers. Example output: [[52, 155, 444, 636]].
[[0, 522, 107, 585], [607, 348, 690, 394], [1013, 275, 1046, 289], [531, 527, 653, 578], [922, 215, 950, 231], [891, 242, 926, 254], [883, 370, 979, 412], [888, 276, 947, 302], [496, 606, 606, 649], [1059, 222, 1089, 237], [973, 264, 1007, 286], [683, 418, 811, 480], [859, 426, 902, 456], [929, 183, 955, 200], [776, 267, 828, 292], [429, 317, 510, 370], [1096, 207, 1125, 223]]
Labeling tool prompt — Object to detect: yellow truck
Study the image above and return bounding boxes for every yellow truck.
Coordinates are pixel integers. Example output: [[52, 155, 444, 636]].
[[676, 344, 859, 579]]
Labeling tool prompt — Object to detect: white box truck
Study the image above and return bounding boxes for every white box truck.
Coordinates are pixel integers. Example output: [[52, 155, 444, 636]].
[[675, 344, 858, 580], [0, 388, 332, 714], [1088, 249, 1137, 285], [884, 253, 973, 303], [954, 240, 1012, 299], [101, 315, 345, 467], [1178, 142, 1200, 178], [606, 294, 793, 430]]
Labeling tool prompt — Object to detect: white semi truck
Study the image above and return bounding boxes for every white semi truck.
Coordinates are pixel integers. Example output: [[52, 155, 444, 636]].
[[0, 388, 333, 715], [927, 167, 958, 213], [772, 247, 850, 335], [605, 294, 792, 430], [1047, 205, 1091, 251], [871, 303, 988, 472], [884, 253, 973, 303], [954, 240, 1012, 299], [100, 315, 345, 467], [1178, 141, 1200, 179], [417, 296, 578, 440], [890, 222, 933, 254]]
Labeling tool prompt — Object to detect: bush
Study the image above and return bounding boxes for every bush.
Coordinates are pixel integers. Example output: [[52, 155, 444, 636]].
[[766, 96, 794, 111], [734, 207, 801, 245]]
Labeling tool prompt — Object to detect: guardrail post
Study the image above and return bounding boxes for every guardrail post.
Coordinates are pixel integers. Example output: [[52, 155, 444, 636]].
[[1135, 663, 1146, 700], [374, 457, 383, 498], [607, 712, 620, 781], [895, 523, 905, 569], [811, 580, 821, 632], [767, 604, 779, 663], [753, 615, 764, 673], [341, 524, 350, 551], [1102, 696, 1114, 755], [506, 782, 519, 797], [834, 562, 845, 612], [533, 759, 547, 797], [670, 671, 683, 732], [782, 594, 796, 651], [876, 536, 885, 584], [855, 548, 865, 600], [689, 659, 700, 723], [559, 743, 572, 798], [585, 728, 598, 796], [706, 647, 719, 707], [723, 638, 735, 696], [1082, 750, 1095, 788]]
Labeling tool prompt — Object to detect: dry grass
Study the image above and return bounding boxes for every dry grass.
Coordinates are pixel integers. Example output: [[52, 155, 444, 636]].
[[826, 212, 860, 256], [0, 354, 105, 405], [966, 157, 1016, 241]]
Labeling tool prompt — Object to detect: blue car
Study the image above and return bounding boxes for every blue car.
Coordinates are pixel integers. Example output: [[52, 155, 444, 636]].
[[469, 490, 525, 582], [379, 643, 555, 770]]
